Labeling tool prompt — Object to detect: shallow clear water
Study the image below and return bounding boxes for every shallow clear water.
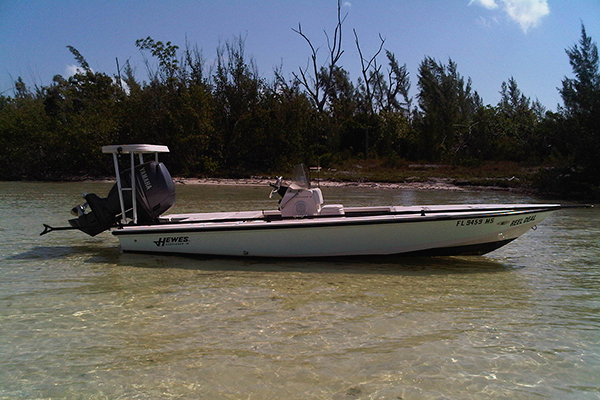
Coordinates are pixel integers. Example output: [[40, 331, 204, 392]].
[[1, 181, 599, 399]]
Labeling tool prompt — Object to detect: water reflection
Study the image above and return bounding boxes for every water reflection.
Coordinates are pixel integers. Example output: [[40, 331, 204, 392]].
[[11, 241, 514, 277], [117, 251, 513, 274]]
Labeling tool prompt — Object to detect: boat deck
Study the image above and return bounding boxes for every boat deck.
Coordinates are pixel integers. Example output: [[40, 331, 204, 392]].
[[157, 204, 561, 225]]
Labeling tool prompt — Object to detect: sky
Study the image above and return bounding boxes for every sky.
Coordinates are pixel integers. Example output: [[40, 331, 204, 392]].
[[1, 0, 599, 111]]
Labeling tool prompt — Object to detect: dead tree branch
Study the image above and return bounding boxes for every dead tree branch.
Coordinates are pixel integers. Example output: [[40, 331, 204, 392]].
[[354, 29, 385, 114], [292, 0, 347, 112]]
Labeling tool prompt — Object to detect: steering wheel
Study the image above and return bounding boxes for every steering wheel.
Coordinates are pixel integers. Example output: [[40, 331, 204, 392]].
[[269, 176, 282, 198]]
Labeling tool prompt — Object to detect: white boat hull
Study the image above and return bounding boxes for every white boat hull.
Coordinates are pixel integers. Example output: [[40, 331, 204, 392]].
[[112, 204, 559, 258]]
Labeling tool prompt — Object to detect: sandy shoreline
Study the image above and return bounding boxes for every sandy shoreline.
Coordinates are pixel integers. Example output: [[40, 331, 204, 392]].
[[173, 177, 473, 191]]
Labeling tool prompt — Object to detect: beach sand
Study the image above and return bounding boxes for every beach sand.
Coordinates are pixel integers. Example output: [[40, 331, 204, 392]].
[[174, 177, 468, 191]]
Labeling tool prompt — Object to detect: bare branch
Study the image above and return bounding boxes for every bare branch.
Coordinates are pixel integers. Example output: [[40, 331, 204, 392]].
[[292, 0, 347, 112], [354, 29, 386, 113]]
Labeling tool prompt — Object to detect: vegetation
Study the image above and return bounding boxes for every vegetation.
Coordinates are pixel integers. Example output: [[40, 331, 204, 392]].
[[1, 15, 598, 200]]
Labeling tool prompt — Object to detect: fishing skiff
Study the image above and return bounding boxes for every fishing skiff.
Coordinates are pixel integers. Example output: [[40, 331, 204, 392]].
[[41, 144, 577, 258]]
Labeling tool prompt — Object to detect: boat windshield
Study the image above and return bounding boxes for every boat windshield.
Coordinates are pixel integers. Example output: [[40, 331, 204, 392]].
[[290, 164, 310, 189]]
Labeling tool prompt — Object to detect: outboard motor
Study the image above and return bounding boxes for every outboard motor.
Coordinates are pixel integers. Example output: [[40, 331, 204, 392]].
[[68, 161, 176, 236]]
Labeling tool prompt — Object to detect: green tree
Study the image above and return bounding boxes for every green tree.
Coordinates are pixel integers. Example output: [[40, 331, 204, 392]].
[[495, 77, 538, 160], [558, 24, 600, 170], [213, 36, 266, 173], [136, 37, 180, 84], [326, 66, 358, 156], [121, 38, 217, 176], [380, 50, 411, 114], [254, 70, 317, 170], [372, 51, 412, 159], [536, 24, 600, 199], [0, 81, 51, 179], [560, 24, 600, 117], [67, 46, 91, 73], [416, 57, 482, 160], [44, 70, 121, 175]]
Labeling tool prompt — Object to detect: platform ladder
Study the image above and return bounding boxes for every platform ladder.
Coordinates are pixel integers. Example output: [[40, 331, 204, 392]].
[[101, 144, 170, 225]]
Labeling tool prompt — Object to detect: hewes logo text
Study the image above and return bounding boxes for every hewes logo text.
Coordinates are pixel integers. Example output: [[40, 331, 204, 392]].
[[153, 236, 190, 247]]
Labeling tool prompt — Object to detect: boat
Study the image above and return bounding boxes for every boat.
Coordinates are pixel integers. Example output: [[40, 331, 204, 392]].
[[40, 144, 582, 258]]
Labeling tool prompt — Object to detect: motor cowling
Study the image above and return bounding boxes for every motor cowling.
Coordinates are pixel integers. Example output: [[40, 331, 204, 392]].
[[68, 161, 176, 236]]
